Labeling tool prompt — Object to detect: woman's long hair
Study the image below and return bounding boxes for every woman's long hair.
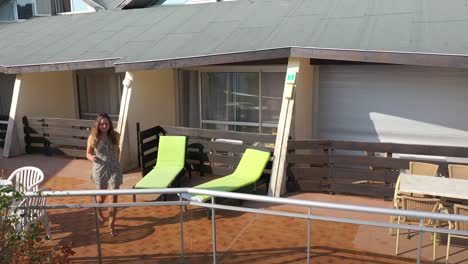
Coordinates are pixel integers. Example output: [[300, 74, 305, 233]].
[[89, 113, 119, 148]]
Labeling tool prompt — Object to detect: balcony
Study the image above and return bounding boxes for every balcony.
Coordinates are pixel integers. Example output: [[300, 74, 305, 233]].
[[2, 153, 468, 263]]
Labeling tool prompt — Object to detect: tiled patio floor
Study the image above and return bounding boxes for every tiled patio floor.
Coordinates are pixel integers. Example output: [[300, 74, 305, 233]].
[[1, 154, 468, 263]]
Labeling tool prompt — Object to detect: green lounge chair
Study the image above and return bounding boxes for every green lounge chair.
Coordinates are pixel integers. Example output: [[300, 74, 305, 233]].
[[133, 135, 187, 201], [181, 148, 271, 203]]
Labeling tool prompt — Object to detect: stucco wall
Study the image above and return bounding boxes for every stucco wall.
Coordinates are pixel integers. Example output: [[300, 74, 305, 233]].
[[293, 61, 315, 139], [120, 69, 176, 170], [4, 71, 77, 157]]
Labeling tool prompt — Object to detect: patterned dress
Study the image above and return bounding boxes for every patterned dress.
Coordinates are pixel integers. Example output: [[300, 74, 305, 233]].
[[91, 139, 123, 189]]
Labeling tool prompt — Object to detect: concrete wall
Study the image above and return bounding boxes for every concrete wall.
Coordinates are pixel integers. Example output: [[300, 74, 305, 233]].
[[4, 71, 77, 157], [119, 69, 177, 170]]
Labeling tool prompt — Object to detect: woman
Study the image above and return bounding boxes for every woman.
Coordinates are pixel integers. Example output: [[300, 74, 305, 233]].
[[86, 113, 122, 236]]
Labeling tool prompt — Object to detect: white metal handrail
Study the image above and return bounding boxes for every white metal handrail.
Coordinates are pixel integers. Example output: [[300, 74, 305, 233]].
[[14, 188, 468, 264]]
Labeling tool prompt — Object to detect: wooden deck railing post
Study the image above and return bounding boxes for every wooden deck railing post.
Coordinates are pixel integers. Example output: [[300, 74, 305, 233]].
[[40, 118, 52, 156], [328, 147, 335, 195], [136, 122, 141, 169]]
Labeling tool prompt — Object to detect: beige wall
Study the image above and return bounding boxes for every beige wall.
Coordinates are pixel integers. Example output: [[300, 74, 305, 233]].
[[119, 69, 177, 170], [293, 61, 315, 139], [4, 71, 77, 157]]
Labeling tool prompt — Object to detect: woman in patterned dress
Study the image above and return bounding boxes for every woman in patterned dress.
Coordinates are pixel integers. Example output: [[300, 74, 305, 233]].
[[86, 113, 122, 236]]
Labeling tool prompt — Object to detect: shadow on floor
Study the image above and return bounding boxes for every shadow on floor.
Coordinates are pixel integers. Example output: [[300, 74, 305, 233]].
[[68, 245, 430, 264]]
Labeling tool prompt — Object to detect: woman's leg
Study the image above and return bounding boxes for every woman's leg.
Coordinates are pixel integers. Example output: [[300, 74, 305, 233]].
[[108, 185, 119, 235], [96, 194, 107, 224]]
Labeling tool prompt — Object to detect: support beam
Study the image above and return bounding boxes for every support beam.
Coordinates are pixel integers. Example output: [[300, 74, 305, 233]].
[[117, 72, 134, 170], [269, 58, 314, 196], [3, 75, 22, 157], [269, 58, 300, 197]]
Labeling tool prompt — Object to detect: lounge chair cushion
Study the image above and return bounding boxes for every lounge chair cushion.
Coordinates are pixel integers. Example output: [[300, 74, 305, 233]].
[[135, 166, 183, 189], [184, 149, 270, 202], [134, 136, 186, 189], [156, 136, 186, 168]]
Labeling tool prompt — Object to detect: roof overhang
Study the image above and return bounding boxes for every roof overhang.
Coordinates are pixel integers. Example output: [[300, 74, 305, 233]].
[[114, 48, 292, 72], [0, 58, 120, 74], [115, 47, 468, 72], [2, 47, 468, 74], [291, 47, 468, 69]]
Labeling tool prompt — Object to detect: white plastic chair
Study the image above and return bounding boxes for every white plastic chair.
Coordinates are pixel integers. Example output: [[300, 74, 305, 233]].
[[7, 166, 44, 192], [13, 188, 52, 239]]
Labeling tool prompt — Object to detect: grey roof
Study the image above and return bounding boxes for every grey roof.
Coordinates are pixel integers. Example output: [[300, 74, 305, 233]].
[[1, 0, 468, 73]]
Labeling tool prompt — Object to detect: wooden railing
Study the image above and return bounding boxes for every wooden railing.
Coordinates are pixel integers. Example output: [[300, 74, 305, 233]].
[[137, 125, 275, 186], [23, 116, 116, 158], [0, 115, 8, 148], [287, 140, 468, 199]]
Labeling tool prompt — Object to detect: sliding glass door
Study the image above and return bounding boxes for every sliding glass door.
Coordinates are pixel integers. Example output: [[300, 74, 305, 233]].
[[179, 67, 285, 134]]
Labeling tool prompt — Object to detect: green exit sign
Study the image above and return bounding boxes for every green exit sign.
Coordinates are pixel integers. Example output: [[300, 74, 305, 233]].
[[286, 72, 296, 84]]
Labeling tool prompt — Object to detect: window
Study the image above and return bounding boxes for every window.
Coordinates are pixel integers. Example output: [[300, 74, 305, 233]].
[[35, 0, 52, 15], [178, 67, 285, 134], [55, 0, 92, 13], [0, 0, 92, 21], [0, 0, 15, 21], [16, 0, 33, 19], [76, 69, 124, 121], [201, 72, 260, 133]]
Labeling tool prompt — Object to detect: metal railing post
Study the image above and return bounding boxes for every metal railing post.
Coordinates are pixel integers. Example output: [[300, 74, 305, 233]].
[[93, 196, 103, 264], [307, 208, 311, 264], [211, 197, 217, 264], [179, 196, 185, 264], [417, 219, 424, 264]]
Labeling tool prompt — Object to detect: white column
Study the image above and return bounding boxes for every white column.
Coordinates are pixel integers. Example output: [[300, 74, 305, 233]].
[[269, 58, 313, 197], [117, 72, 134, 170], [3, 75, 23, 157]]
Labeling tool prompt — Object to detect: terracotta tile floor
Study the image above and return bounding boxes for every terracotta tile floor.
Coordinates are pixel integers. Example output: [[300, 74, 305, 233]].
[[1, 154, 468, 263]]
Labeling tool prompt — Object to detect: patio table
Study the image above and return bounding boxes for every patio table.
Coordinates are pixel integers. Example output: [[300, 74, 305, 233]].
[[398, 173, 468, 200], [397, 173, 468, 244]]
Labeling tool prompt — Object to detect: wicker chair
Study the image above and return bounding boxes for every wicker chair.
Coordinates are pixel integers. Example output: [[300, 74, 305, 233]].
[[410, 161, 439, 176], [395, 196, 441, 261], [389, 162, 439, 234], [448, 164, 468, 180], [446, 204, 468, 263], [410, 161, 439, 199], [389, 175, 403, 234]]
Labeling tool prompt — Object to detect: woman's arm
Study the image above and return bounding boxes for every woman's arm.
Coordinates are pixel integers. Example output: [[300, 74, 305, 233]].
[[115, 144, 120, 161], [86, 136, 97, 162], [114, 132, 121, 161]]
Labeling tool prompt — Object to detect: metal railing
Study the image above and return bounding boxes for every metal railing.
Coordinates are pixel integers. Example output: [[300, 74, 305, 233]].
[[18, 188, 468, 264]]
